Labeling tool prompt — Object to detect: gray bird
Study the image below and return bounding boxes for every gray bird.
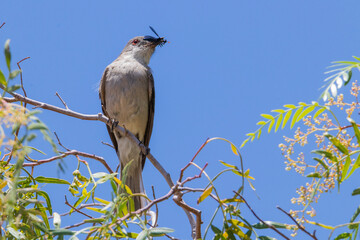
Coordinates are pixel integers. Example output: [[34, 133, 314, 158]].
[[99, 34, 166, 210]]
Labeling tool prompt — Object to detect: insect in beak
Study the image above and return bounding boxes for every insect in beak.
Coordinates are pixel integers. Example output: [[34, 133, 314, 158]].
[[144, 26, 167, 47]]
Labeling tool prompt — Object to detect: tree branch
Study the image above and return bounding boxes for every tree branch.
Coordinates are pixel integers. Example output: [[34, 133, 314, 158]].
[[23, 149, 113, 174], [233, 191, 290, 240], [277, 206, 317, 240]]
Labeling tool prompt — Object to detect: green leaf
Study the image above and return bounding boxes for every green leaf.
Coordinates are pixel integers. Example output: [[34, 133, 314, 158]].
[[85, 207, 106, 214], [283, 104, 296, 109], [282, 110, 292, 129], [38, 191, 53, 215], [313, 158, 329, 172], [136, 229, 149, 240], [83, 218, 105, 223], [348, 118, 360, 145], [211, 225, 222, 234], [4, 39, 11, 71], [35, 176, 70, 185], [7, 226, 25, 239], [28, 122, 49, 131], [6, 84, 20, 92], [268, 119, 275, 133], [311, 150, 337, 162], [341, 156, 351, 181], [49, 229, 74, 236], [296, 106, 315, 122], [258, 237, 276, 240], [352, 188, 360, 196], [230, 144, 239, 155], [148, 227, 174, 236], [257, 129, 262, 139], [334, 232, 351, 240], [275, 113, 283, 132], [28, 213, 43, 223], [350, 205, 360, 224], [25, 146, 46, 155], [253, 221, 287, 229], [271, 109, 285, 113], [324, 133, 349, 154], [306, 172, 322, 178], [0, 69, 6, 86], [261, 114, 274, 120], [240, 138, 249, 148], [256, 121, 266, 125], [346, 154, 360, 180], [219, 160, 237, 169], [197, 186, 213, 204], [290, 107, 303, 128], [344, 70, 352, 86], [9, 70, 21, 80]]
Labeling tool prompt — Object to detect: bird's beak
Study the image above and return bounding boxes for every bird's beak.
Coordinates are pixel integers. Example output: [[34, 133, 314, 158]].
[[144, 36, 167, 47]]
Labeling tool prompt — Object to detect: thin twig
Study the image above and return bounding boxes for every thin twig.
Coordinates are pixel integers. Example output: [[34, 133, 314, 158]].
[[151, 186, 159, 227], [101, 141, 114, 149], [233, 192, 290, 240], [277, 206, 317, 240], [22, 149, 113, 174], [48, 203, 104, 219], [179, 138, 209, 182], [173, 194, 201, 239], [0, 22, 5, 29], [54, 131, 71, 151], [65, 195, 93, 219], [17, 57, 30, 103], [55, 92, 69, 109], [181, 163, 208, 186]]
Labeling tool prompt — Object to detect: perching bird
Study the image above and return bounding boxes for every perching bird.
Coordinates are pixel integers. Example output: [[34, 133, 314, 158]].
[[99, 31, 166, 210]]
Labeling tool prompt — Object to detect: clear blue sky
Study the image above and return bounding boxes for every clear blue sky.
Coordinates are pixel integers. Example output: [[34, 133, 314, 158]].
[[1, 1, 360, 239]]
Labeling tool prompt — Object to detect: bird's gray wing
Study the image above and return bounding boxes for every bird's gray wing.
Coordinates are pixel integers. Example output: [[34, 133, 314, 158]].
[[99, 67, 119, 153], [142, 71, 155, 168]]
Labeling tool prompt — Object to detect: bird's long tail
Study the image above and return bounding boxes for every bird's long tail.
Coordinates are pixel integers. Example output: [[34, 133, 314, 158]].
[[122, 157, 147, 210]]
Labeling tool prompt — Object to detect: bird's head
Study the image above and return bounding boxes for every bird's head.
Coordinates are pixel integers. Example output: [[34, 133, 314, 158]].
[[121, 36, 166, 65]]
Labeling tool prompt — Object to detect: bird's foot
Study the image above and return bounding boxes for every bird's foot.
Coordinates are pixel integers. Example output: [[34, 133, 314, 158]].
[[110, 119, 119, 132], [139, 143, 150, 156]]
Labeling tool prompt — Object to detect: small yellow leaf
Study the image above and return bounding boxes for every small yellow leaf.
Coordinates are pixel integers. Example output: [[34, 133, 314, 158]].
[[219, 160, 237, 169], [197, 186, 213, 204], [306, 220, 334, 229], [0, 180, 7, 190], [114, 177, 122, 185], [85, 207, 106, 214], [94, 197, 110, 205], [230, 144, 239, 156], [220, 198, 244, 204]]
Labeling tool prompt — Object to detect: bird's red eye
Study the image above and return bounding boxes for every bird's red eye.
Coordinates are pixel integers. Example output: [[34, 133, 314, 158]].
[[132, 39, 139, 45]]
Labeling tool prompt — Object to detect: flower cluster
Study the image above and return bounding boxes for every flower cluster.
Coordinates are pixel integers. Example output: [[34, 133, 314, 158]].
[[279, 81, 360, 229]]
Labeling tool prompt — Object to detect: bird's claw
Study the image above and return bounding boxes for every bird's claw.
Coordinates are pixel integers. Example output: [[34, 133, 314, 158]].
[[110, 119, 119, 132]]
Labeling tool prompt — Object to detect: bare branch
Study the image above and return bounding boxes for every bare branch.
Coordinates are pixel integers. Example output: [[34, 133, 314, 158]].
[[23, 149, 113, 174], [55, 92, 69, 109], [151, 186, 159, 227], [179, 138, 209, 182], [0, 22, 5, 29], [101, 141, 114, 149], [277, 206, 317, 240], [173, 193, 201, 239], [17, 57, 30, 102], [48, 203, 104, 219], [233, 191, 290, 240], [65, 195, 93, 219], [54, 132, 70, 151]]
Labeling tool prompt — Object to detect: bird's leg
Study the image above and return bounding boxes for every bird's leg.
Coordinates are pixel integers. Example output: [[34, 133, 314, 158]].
[[110, 119, 119, 132], [139, 141, 150, 156]]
